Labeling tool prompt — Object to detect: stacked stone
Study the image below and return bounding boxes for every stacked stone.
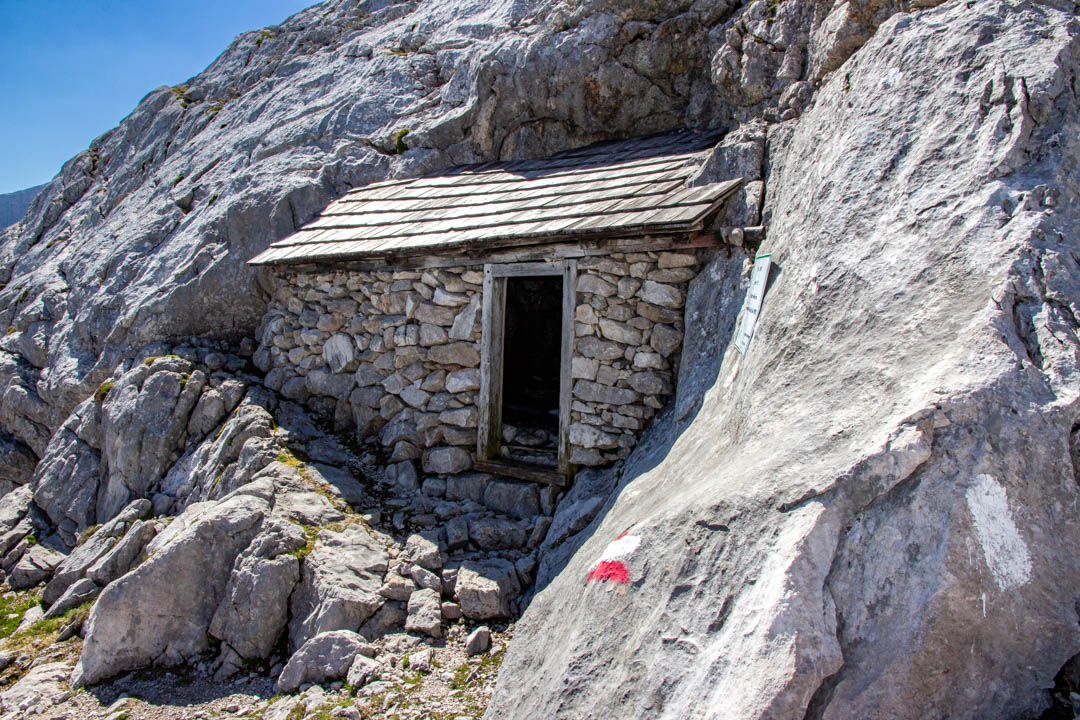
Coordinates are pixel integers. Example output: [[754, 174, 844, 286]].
[[569, 250, 696, 466], [254, 267, 485, 470], [256, 250, 699, 473]]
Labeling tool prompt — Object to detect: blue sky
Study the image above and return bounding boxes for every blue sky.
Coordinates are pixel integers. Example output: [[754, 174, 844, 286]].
[[0, 0, 315, 194]]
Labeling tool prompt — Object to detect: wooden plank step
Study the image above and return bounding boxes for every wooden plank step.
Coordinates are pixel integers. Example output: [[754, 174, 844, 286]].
[[474, 460, 568, 488]]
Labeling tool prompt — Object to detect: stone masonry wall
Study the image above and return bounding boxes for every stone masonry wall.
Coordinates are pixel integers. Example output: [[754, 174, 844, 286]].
[[255, 267, 485, 478], [254, 248, 701, 474], [569, 251, 696, 466]]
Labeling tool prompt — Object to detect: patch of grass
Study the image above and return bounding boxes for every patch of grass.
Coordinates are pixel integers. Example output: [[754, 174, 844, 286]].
[[276, 450, 303, 468], [11, 601, 90, 641], [0, 591, 40, 639], [17, 288, 28, 304], [392, 128, 411, 154], [288, 524, 320, 560], [79, 525, 102, 543], [4, 599, 92, 668], [180, 372, 191, 387], [285, 701, 305, 720], [207, 99, 229, 117], [450, 660, 472, 692], [255, 30, 275, 47], [4, 327, 14, 336], [305, 702, 344, 720], [382, 49, 409, 57], [171, 173, 184, 188], [143, 354, 181, 366], [94, 381, 114, 403], [208, 192, 219, 205], [445, 645, 506, 716], [170, 86, 190, 108]]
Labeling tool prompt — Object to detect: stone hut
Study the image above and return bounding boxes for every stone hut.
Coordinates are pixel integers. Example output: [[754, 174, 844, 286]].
[[249, 131, 743, 486]]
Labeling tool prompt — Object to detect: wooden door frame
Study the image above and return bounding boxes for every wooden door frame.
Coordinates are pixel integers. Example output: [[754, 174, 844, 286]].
[[477, 259, 577, 477]]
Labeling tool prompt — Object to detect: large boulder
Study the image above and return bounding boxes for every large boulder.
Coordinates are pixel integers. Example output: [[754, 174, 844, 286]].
[[43, 498, 153, 606], [288, 523, 389, 651], [73, 483, 270, 686], [209, 517, 305, 660], [97, 357, 205, 522], [276, 630, 370, 693]]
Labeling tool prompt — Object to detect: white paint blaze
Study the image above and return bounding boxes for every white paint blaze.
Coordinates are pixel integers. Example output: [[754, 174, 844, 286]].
[[598, 534, 641, 563], [965, 474, 1032, 591]]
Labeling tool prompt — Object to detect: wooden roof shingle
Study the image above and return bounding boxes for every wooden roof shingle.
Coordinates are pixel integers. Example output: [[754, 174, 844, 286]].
[[249, 130, 740, 266]]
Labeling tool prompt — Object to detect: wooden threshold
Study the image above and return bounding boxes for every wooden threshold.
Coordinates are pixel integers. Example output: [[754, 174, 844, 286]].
[[474, 460, 568, 488]]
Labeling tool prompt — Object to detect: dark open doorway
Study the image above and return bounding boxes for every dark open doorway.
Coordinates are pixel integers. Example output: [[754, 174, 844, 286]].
[[500, 275, 562, 468], [477, 259, 576, 484]]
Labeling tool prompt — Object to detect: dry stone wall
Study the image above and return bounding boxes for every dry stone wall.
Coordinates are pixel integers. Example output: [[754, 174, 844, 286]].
[[569, 251, 697, 466], [255, 267, 485, 478], [255, 248, 701, 473]]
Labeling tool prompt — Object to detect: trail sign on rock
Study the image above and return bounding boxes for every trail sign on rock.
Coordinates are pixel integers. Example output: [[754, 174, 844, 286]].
[[734, 254, 772, 355]]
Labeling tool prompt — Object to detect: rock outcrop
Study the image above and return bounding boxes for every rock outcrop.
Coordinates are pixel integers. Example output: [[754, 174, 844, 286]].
[[0, 0, 1076, 717], [3, 345, 537, 692], [489, 2, 1080, 719], [73, 483, 271, 686]]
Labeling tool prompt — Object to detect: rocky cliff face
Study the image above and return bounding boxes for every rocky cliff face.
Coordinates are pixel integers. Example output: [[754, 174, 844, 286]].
[[0, 185, 45, 230], [0, 0, 749, 455], [0, 0, 1078, 717], [490, 1, 1080, 718]]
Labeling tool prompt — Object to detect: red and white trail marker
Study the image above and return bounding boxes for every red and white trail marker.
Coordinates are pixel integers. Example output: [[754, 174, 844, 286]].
[[586, 531, 641, 586]]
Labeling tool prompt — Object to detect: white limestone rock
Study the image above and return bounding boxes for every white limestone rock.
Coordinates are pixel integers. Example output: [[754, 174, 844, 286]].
[[287, 523, 389, 651], [73, 484, 270, 686], [277, 629, 370, 693], [488, 3, 1080, 719], [404, 588, 443, 638], [455, 559, 520, 620], [209, 517, 305, 660]]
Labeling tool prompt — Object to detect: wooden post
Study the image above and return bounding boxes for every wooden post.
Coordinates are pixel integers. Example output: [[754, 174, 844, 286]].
[[477, 265, 507, 462], [558, 259, 576, 476]]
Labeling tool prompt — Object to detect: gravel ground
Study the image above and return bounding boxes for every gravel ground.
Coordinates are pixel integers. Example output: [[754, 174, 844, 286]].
[[2, 612, 510, 720]]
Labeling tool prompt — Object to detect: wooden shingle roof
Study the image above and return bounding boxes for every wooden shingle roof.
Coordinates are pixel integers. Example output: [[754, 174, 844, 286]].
[[248, 130, 740, 266]]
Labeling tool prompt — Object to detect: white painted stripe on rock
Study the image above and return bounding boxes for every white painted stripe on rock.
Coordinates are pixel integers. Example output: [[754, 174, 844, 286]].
[[966, 474, 1032, 591], [598, 533, 641, 563]]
